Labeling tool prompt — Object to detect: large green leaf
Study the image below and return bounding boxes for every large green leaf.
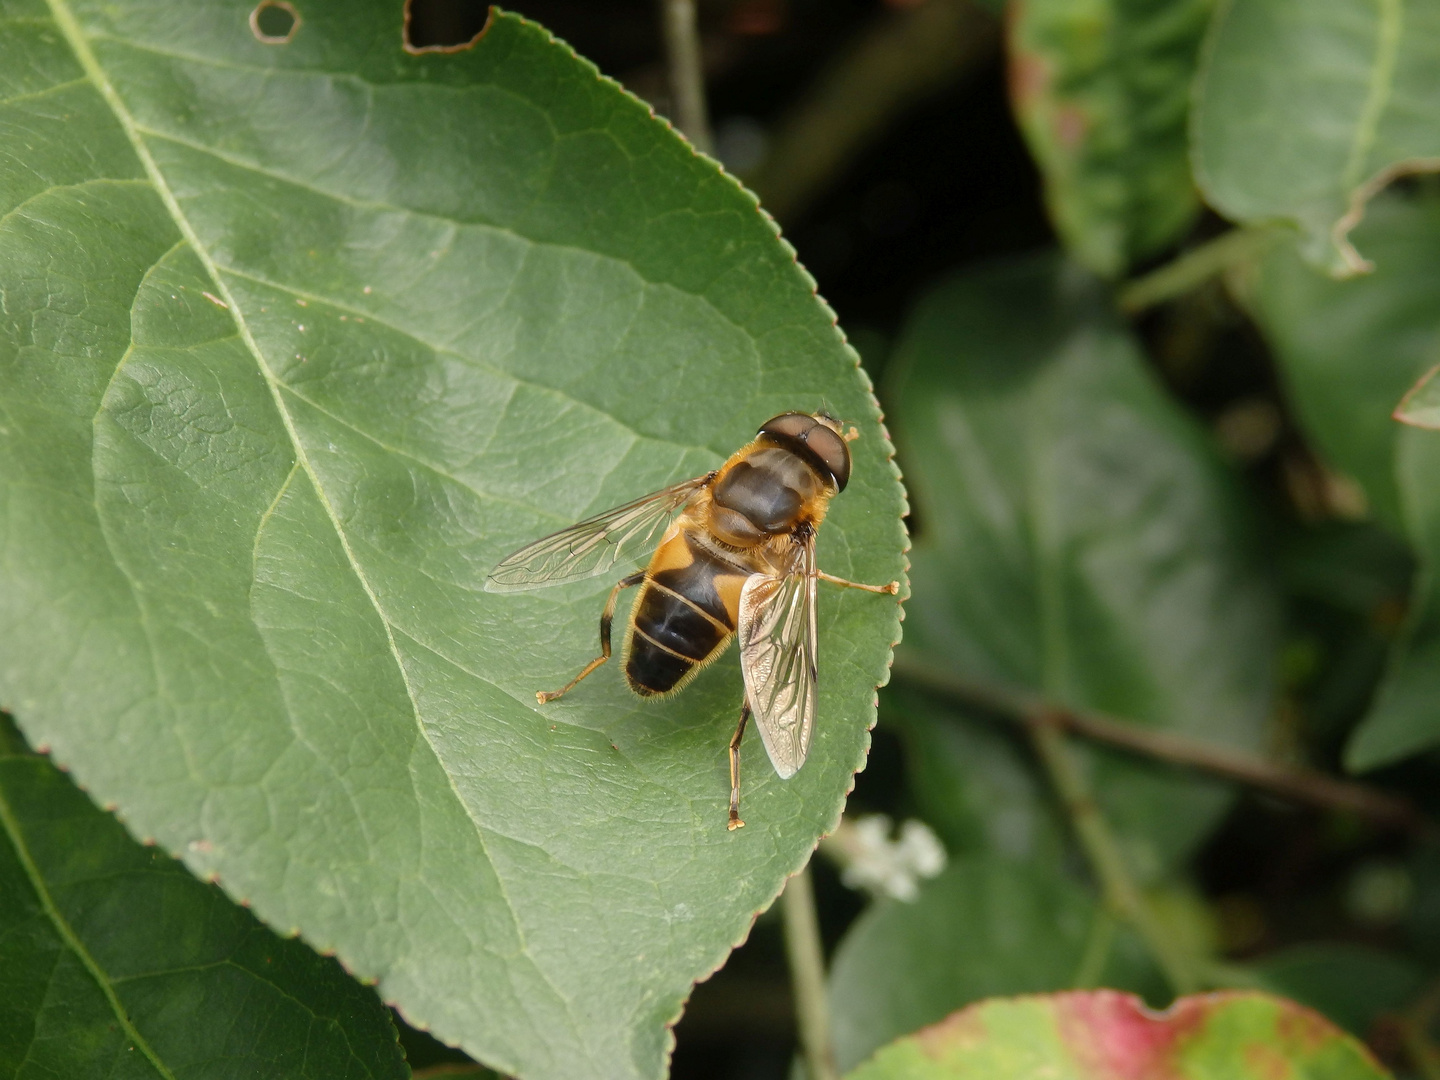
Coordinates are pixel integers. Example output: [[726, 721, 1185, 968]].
[[845, 990, 1391, 1080], [0, 716, 406, 1078], [1248, 193, 1440, 767], [1193, 0, 1440, 275], [1008, 0, 1210, 277], [886, 255, 1276, 879], [828, 857, 1160, 1073], [0, 3, 908, 1077], [1252, 193, 1440, 529]]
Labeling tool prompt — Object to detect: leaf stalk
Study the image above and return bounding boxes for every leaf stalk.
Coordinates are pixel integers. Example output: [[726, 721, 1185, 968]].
[[1118, 226, 1282, 314], [658, 0, 713, 153], [1026, 714, 1199, 996], [782, 865, 840, 1080]]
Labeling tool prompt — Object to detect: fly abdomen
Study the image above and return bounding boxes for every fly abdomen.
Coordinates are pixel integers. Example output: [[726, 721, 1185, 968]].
[[625, 529, 745, 696], [625, 584, 729, 696]]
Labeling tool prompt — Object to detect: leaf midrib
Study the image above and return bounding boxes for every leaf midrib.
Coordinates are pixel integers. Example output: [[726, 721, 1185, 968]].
[[0, 762, 176, 1080]]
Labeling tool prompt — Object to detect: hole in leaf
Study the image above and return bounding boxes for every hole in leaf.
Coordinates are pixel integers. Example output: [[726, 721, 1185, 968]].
[[403, 0, 491, 54], [250, 0, 300, 43]]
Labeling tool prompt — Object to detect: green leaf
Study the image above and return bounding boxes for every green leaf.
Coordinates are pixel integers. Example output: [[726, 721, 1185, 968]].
[[1247, 193, 1440, 767], [845, 989, 1392, 1080], [0, 716, 407, 1079], [1008, 0, 1210, 277], [828, 857, 1161, 1073], [1193, 0, 1440, 276], [1396, 362, 1440, 429], [1251, 192, 1440, 528], [0, 4, 908, 1078], [1251, 943, 1425, 1038], [886, 255, 1276, 878]]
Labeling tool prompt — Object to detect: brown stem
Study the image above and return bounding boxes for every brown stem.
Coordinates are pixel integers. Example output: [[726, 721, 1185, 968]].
[[892, 655, 1435, 838]]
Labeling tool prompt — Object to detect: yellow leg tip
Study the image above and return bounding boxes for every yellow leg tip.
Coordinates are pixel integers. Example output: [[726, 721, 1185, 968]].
[[536, 690, 552, 704], [728, 818, 745, 831], [887, 581, 900, 594]]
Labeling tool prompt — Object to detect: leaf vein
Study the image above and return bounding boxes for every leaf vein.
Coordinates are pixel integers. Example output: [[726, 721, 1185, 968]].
[[214, 261, 715, 461], [125, 123, 763, 362], [1344, 0, 1404, 189], [0, 74, 88, 108], [273, 382, 569, 525], [0, 176, 151, 235]]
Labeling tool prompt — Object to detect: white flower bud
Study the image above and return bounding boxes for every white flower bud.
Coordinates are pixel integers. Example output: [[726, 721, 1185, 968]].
[[822, 814, 947, 902]]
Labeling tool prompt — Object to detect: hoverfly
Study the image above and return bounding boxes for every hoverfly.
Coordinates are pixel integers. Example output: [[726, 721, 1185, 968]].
[[486, 412, 899, 830]]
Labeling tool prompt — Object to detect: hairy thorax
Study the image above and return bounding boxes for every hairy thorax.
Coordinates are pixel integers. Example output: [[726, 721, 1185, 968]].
[[707, 446, 826, 548]]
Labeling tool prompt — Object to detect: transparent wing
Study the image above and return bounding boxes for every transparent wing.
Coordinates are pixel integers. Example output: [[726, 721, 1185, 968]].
[[738, 538, 818, 779], [485, 474, 711, 592]]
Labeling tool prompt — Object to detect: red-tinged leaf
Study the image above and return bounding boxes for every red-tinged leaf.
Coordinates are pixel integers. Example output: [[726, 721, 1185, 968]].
[[846, 989, 1392, 1080], [1007, 0, 1209, 277]]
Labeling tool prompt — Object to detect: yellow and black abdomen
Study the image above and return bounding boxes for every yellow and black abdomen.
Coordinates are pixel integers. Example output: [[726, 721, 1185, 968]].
[[625, 529, 746, 697]]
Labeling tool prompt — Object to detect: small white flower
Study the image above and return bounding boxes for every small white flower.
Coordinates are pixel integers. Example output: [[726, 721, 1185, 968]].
[[822, 814, 947, 902]]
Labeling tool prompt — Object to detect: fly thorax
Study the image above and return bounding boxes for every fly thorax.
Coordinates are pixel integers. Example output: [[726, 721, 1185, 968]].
[[710, 448, 822, 545]]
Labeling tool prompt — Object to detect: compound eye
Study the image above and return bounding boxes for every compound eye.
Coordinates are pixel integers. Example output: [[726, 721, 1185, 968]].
[[757, 412, 851, 491], [805, 424, 850, 492], [758, 412, 814, 441]]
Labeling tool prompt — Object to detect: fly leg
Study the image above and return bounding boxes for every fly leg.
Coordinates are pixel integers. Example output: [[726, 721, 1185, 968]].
[[817, 570, 900, 595], [728, 701, 752, 831], [536, 571, 646, 704]]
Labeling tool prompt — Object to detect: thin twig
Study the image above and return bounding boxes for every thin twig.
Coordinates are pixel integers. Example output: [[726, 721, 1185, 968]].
[[1027, 714, 1199, 995], [658, 0, 712, 153], [747, 0, 997, 221], [1117, 226, 1282, 314], [782, 866, 839, 1080], [892, 655, 1434, 837]]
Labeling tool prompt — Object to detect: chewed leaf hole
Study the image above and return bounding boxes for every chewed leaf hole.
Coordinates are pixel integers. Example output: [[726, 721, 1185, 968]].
[[250, 0, 300, 44], [403, 0, 491, 54]]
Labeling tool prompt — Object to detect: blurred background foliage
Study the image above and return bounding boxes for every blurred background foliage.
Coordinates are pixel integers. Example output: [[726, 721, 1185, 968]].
[[401, 0, 1440, 1075]]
